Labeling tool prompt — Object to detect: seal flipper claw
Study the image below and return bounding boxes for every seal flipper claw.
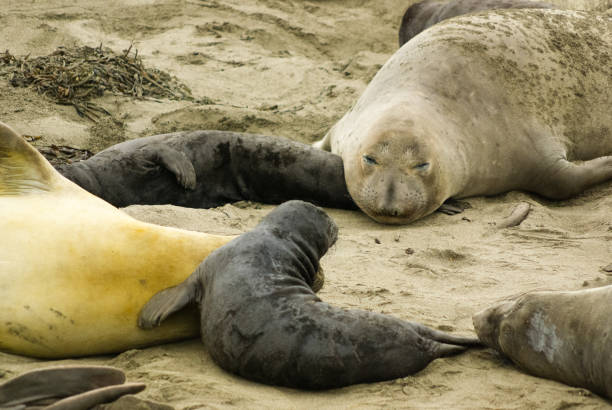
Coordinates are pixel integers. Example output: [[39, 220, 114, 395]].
[[139, 143, 197, 190], [45, 383, 146, 410], [437, 203, 463, 215], [0, 366, 125, 408], [138, 275, 200, 329]]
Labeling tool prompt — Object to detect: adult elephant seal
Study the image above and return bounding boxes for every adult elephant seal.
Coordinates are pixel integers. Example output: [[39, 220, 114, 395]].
[[0, 121, 235, 358], [473, 285, 612, 399], [57, 130, 355, 210], [398, 0, 555, 46], [315, 10, 612, 224], [139, 200, 481, 389]]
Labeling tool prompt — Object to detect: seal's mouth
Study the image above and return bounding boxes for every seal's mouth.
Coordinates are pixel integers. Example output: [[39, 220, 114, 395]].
[[363, 204, 428, 225], [367, 212, 419, 225]]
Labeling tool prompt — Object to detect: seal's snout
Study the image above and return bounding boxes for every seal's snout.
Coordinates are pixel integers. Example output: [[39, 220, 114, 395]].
[[472, 300, 516, 349], [375, 200, 403, 219]]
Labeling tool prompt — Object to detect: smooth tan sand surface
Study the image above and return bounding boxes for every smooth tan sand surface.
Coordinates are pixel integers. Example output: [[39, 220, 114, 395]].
[[1, 1, 611, 408]]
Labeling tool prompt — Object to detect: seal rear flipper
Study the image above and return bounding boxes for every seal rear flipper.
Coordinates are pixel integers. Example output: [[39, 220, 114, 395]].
[[0, 366, 125, 408], [0, 122, 58, 195], [434, 343, 470, 357], [415, 324, 482, 347], [45, 383, 146, 410], [138, 143, 196, 190], [536, 156, 612, 199], [138, 275, 201, 329]]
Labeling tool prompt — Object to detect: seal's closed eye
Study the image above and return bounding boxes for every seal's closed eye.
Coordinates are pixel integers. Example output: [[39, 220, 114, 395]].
[[362, 154, 377, 165]]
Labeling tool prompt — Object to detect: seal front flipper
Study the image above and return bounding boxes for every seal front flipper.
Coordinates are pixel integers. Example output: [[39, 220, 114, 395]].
[[436, 199, 469, 216], [0, 366, 125, 408], [138, 274, 201, 329], [138, 143, 197, 190], [0, 122, 57, 195]]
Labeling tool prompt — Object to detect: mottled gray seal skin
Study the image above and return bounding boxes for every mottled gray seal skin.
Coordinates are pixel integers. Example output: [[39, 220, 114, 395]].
[[316, 10, 612, 224], [398, 0, 555, 46], [57, 130, 355, 210], [138, 200, 481, 389], [473, 286, 612, 399]]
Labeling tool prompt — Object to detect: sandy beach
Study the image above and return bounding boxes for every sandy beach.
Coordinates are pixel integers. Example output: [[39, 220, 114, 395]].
[[1, 0, 611, 408]]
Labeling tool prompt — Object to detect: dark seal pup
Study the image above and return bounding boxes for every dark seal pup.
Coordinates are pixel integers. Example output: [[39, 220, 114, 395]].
[[473, 286, 612, 399], [139, 200, 481, 389], [58, 130, 355, 210], [398, 0, 555, 46]]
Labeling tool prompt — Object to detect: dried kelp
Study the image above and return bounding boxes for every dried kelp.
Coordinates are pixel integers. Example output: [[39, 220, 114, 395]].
[[25, 135, 94, 167], [0, 45, 193, 120]]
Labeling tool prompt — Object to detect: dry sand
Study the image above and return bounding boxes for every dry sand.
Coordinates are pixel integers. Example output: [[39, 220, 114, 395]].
[[1, 0, 611, 408]]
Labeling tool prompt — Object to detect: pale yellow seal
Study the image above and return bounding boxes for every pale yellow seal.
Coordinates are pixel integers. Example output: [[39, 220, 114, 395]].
[[0, 122, 234, 358]]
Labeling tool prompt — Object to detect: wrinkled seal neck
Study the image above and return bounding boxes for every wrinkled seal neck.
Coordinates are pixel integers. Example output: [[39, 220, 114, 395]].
[[258, 200, 338, 286]]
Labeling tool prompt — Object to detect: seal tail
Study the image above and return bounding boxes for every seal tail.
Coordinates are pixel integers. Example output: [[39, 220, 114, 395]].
[[0, 366, 126, 408]]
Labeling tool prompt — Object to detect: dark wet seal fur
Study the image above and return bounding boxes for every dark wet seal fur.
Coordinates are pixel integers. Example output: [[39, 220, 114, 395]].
[[58, 131, 355, 210], [398, 0, 555, 46], [138, 200, 481, 389]]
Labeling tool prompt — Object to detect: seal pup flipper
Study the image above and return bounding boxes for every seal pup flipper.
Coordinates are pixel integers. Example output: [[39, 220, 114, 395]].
[[138, 143, 197, 190], [0, 122, 57, 195], [0, 366, 125, 408], [414, 324, 482, 346], [433, 343, 471, 357], [138, 275, 201, 330], [45, 383, 146, 410]]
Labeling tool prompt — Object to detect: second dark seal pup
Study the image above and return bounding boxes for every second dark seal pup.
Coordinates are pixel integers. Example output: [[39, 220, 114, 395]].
[[57, 130, 355, 210], [473, 286, 612, 399], [398, 0, 555, 46], [138, 200, 481, 389]]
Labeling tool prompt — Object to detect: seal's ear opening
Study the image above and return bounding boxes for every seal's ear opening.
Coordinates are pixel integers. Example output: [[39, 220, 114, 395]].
[[0, 122, 58, 195]]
